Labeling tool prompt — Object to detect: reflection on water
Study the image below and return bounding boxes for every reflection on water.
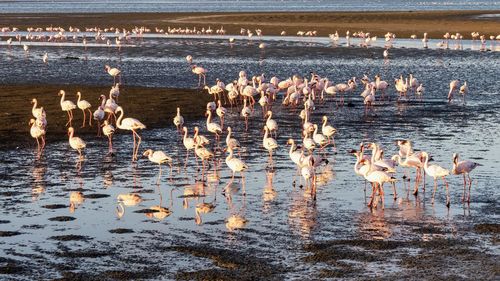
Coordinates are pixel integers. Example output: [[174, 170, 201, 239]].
[[0, 35, 499, 278]]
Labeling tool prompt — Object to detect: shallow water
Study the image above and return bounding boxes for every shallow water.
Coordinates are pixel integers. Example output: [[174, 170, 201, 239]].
[[0, 34, 499, 279]]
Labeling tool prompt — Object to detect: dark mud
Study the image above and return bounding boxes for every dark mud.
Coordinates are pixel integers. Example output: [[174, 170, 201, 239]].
[[49, 235, 92, 241], [108, 228, 135, 234], [48, 216, 77, 222]]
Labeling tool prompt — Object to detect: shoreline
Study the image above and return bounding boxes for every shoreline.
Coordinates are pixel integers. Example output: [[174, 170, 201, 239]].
[[1, 84, 210, 151], [0, 11, 498, 39]]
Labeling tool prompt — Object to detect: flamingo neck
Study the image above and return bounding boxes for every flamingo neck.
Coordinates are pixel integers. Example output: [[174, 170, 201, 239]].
[[77, 93, 81, 103], [322, 118, 327, 129], [183, 129, 188, 141], [116, 109, 124, 129], [289, 141, 296, 155], [60, 92, 65, 105], [266, 112, 272, 122], [32, 100, 37, 112], [226, 129, 231, 143], [206, 111, 212, 124]]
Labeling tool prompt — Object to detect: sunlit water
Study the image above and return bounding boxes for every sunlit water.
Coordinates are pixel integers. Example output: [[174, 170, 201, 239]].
[[0, 35, 499, 278]]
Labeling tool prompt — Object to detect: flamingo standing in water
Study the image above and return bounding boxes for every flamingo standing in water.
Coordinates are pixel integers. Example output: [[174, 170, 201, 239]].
[[102, 120, 115, 154], [321, 116, 337, 147], [226, 127, 241, 151], [448, 79, 460, 102], [360, 159, 396, 208], [216, 100, 227, 129], [173, 107, 184, 132], [182, 127, 196, 168], [67, 127, 86, 157], [76, 92, 92, 127], [205, 109, 222, 143], [31, 98, 44, 119], [420, 152, 451, 207], [459, 81, 468, 104], [241, 98, 252, 131], [452, 153, 481, 203], [58, 90, 76, 127], [265, 110, 278, 138], [191, 65, 206, 87], [42, 52, 48, 64], [224, 146, 248, 195], [105, 65, 121, 85], [143, 149, 173, 184], [115, 106, 146, 161], [29, 118, 46, 153], [93, 95, 106, 136], [263, 125, 278, 165]]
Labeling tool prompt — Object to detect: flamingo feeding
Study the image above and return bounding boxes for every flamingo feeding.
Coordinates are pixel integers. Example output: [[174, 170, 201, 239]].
[[143, 149, 173, 184], [452, 153, 481, 203]]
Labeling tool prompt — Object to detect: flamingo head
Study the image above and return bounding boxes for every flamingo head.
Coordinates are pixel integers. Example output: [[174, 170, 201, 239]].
[[29, 118, 35, 125], [142, 149, 153, 158], [31, 98, 37, 104], [287, 138, 294, 145], [452, 153, 458, 164], [104, 65, 110, 71], [67, 127, 74, 136], [58, 90, 65, 96]]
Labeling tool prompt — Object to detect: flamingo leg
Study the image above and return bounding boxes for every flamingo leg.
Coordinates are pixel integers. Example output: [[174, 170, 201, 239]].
[[108, 134, 113, 153], [135, 132, 142, 161], [81, 109, 86, 128], [157, 164, 162, 184], [467, 174, 472, 203], [392, 182, 397, 200], [462, 174, 466, 202], [131, 130, 136, 161], [432, 178, 437, 204], [379, 183, 385, 209], [88, 109, 93, 126], [443, 177, 450, 208]]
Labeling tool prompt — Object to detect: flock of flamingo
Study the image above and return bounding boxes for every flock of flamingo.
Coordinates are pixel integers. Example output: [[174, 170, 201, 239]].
[[27, 51, 481, 213]]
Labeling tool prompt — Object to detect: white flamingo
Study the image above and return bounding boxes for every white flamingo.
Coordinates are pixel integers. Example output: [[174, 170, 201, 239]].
[[421, 152, 451, 207], [452, 153, 481, 203], [241, 98, 252, 131], [67, 127, 86, 157], [58, 90, 76, 127], [93, 95, 106, 135], [263, 125, 278, 165], [143, 149, 173, 183], [29, 118, 46, 153], [226, 127, 240, 151], [173, 107, 184, 132], [321, 116, 337, 147], [105, 65, 121, 85], [76, 91, 92, 127], [448, 79, 460, 102], [191, 65, 206, 87], [224, 147, 248, 194], [205, 110, 222, 142], [216, 100, 227, 129], [115, 106, 146, 161], [265, 110, 278, 138], [102, 120, 115, 154]]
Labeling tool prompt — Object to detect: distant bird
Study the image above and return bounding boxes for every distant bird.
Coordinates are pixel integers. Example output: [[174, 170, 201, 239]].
[[67, 127, 86, 157], [186, 55, 193, 64], [58, 90, 76, 127], [110, 83, 120, 101], [448, 79, 460, 102], [42, 52, 48, 64], [143, 149, 173, 184], [105, 65, 121, 85], [76, 91, 92, 128], [115, 106, 146, 161], [452, 153, 481, 203], [383, 49, 389, 58], [23, 44, 29, 53], [459, 81, 468, 104]]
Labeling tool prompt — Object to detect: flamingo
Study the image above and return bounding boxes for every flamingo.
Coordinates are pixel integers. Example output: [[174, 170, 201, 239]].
[[67, 127, 86, 157], [448, 79, 460, 102], [102, 120, 115, 154], [263, 125, 278, 165], [360, 159, 396, 208], [110, 83, 120, 101], [115, 106, 146, 161], [143, 149, 173, 183], [29, 118, 46, 153], [31, 98, 44, 119], [241, 98, 251, 131], [216, 100, 227, 129], [452, 153, 481, 203], [93, 95, 106, 135], [420, 152, 451, 207], [258, 91, 269, 114], [104, 91, 118, 122], [312, 124, 328, 150], [173, 107, 184, 132], [42, 52, 48, 64], [226, 127, 241, 151], [194, 141, 215, 181], [205, 110, 222, 143], [193, 126, 210, 146], [224, 146, 248, 194], [182, 126, 196, 167], [265, 110, 278, 138], [186, 55, 193, 64], [58, 90, 76, 127], [76, 92, 92, 127], [191, 65, 206, 87], [321, 116, 337, 148], [301, 155, 317, 200], [105, 65, 121, 85]]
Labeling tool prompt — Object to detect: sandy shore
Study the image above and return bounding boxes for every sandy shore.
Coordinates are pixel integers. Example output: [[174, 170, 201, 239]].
[[0, 11, 499, 39], [1, 85, 210, 150]]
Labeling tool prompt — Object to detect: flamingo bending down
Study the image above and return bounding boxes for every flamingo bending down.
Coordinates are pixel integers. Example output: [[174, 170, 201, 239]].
[[58, 90, 76, 127], [195, 202, 216, 225], [143, 149, 173, 183], [105, 65, 121, 85], [452, 153, 481, 203], [102, 120, 115, 154], [76, 91, 92, 127], [67, 127, 86, 157], [173, 107, 184, 132], [448, 79, 460, 102], [115, 106, 146, 161], [421, 152, 451, 207]]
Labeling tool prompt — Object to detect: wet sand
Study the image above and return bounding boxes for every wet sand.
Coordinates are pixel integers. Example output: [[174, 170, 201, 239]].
[[0, 84, 210, 150], [0, 10, 499, 38]]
